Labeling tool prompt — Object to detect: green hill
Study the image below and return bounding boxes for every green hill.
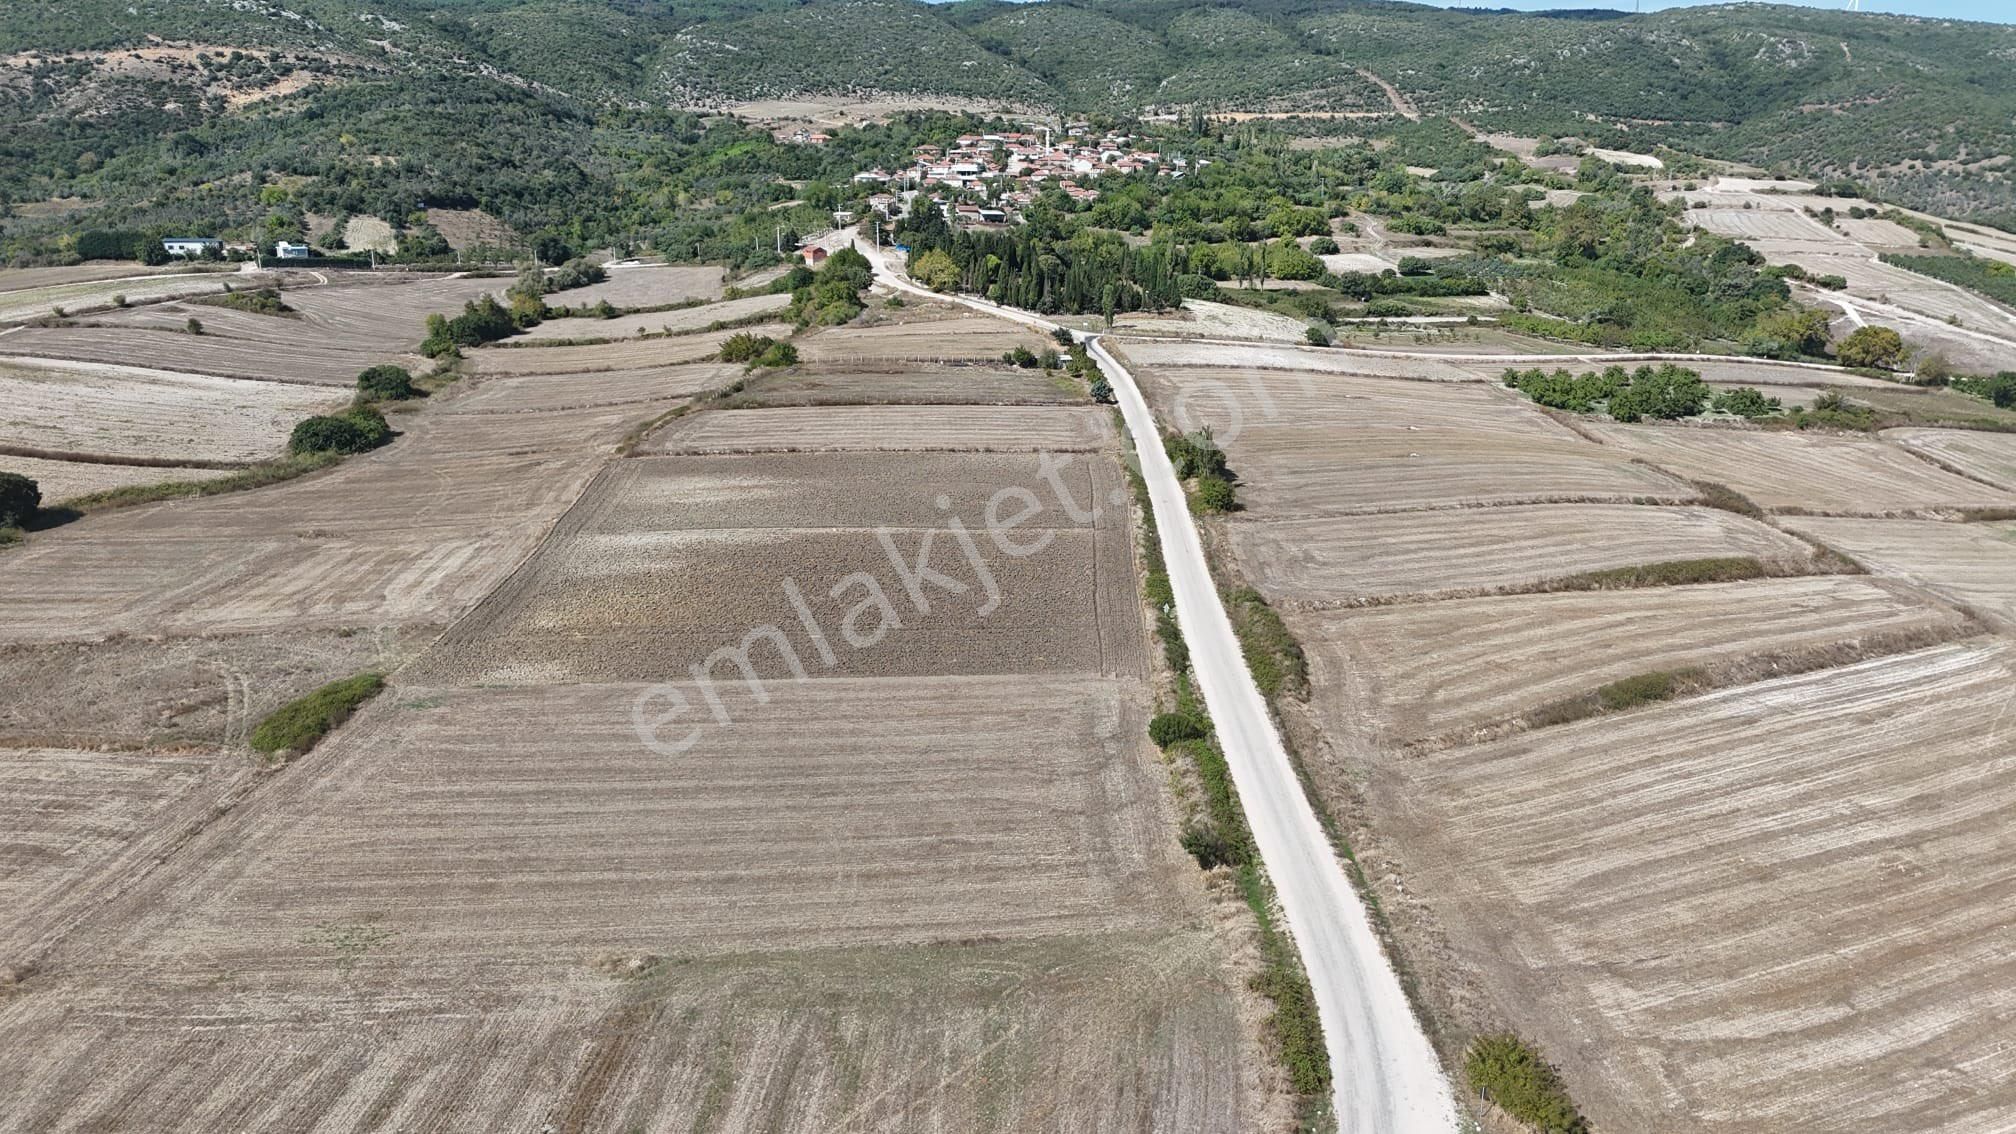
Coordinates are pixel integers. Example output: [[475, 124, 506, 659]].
[[3, 0, 2015, 240]]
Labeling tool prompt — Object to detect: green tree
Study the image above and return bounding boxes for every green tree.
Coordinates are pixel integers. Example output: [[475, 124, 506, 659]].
[[911, 248, 959, 291], [1837, 325, 1907, 370], [0, 472, 40, 526]]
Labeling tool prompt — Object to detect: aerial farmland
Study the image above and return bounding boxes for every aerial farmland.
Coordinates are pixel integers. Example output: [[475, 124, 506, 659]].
[[0, 278, 1283, 1132], [1131, 327, 2016, 1132]]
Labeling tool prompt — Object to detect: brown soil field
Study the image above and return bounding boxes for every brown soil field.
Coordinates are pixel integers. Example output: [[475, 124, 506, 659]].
[[1132, 365, 1696, 515], [448, 361, 742, 414], [640, 405, 1116, 454], [0, 271, 254, 324], [0, 627, 426, 750], [1587, 422, 2016, 516], [795, 313, 1053, 364], [545, 264, 724, 309], [1783, 516, 2016, 626], [2, 274, 508, 386], [1378, 641, 2016, 1133], [727, 363, 1084, 407], [0, 748, 249, 964], [1886, 427, 2016, 491], [0, 395, 665, 643], [1230, 503, 1817, 605], [1116, 339, 1502, 380], [1117, 299, 1315, 342], [0, 677, 1256, 1132], [0, 455, 233, 505], [467, 322, 792, 376], [1302, 575, 1972, 748], [424, 206, 520, 251], [520, 291, 790, 341], [416, 452, 1141, 685], [0, 358, 344, 463]]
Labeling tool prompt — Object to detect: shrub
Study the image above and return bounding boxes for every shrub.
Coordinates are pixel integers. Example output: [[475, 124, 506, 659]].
[[1465, 1033, 1588, 1134], [185, 317, 204, 335], [0, 472, 40, 526], [201, 287, 291, 316], [1192, 473, 1237, 513], [1305, 324, 1331, 347], [249, 672, 385, 757], [754, 340, 798, 368], [288, 407, 392, 455], [1088, 377, 1115, 404], [1164, 428, 1228, 479], [1710, 386, 1782, 419], [718, 331, 772, 363], [1149, 711, 1208, 747], [356, 364, 417, 401], [1596, 668, 1703, 712], [1003, 345, 1038, 368], [1309, 235, 1340, 255], [1226, 587, 1306, 698]]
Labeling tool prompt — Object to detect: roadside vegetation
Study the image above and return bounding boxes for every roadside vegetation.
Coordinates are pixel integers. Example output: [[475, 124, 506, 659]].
[[248, 671, 386, 759], [1164, 427, 1238, 513], [1465, 1033, 1589, 1134]]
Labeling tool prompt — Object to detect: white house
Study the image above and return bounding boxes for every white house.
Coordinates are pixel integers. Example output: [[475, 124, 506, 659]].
[[162, 237, 222, 258], [273, 241, 312, 260]]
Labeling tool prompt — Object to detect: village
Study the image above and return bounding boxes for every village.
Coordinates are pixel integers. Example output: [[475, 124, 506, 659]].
[[836, 125, 1197, 229]]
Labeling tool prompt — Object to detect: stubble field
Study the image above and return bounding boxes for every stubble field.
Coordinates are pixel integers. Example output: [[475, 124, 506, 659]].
[[1230, 503, 1816, 604], [1378, 642, 2016, 1133], [1587, 421, 2016, 516], [545, 264, 724, 309], [1783, 516, 2016, 625], [0, 357, 342, 463], [727, 363, 1083, 407], [467, 322, 792, 376], [794, 312, 1054, 363], [519, 291, 790, 341], [639, 405, 1116, 454], [1886, 427, 2016, 491], [1302, 575, 1971, 748], [0, 453, 233, 505]]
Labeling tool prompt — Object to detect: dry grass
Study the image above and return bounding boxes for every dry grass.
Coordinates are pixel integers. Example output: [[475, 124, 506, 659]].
[[1379, 642, 2016, 1133]]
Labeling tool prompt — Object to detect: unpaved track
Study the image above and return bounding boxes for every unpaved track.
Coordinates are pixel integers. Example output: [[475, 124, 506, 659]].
[[852, 234, 1461, 1131]]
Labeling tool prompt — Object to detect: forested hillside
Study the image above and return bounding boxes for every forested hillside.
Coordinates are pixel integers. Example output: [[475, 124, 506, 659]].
[[4, 0, 2015, 253]]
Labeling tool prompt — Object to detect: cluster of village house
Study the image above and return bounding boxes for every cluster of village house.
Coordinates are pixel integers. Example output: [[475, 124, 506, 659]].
[[783, 124, 1197, 229]]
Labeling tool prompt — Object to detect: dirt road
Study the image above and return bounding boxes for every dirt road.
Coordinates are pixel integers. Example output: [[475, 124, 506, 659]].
[[853, 233, 1462, 1131]]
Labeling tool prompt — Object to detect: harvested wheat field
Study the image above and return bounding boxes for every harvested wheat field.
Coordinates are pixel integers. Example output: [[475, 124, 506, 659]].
[[0, 676, 1257, 1132], [416, 451, 1141, 685], [467, 322, 791, 376], [1378, 641, 2016, 1133], [1301, 575, 1972, 748], [0, 396, 668, 643], [0, 271, 253, 324], [1133, 366, 1695, 515], [1886, 427, 2016, 491], [1784, 516, 2016, 625], [1, 274, 507, 386], [1230, 504, 1817, 605], [448, 361, 742, 414], [1116, 339, 1501, 380], [0, 748, 249, 963], [0, 358, 342, 463], [727, 363, 1083, 407], [0, 455, 232, 505], [545, 264, 724, 309], [795, 312, 1053, 363], [1587, 422, 2016, 516], [0, 627, 425, 749], [520, 291, 790, 341], [640, 405, 1114, 454]]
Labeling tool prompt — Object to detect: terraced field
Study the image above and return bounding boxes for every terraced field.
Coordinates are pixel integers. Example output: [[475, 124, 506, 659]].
[[544, 263, 723, 309], [794, 312, 1053, 363], [520, 291, 790, 341], [0, 454, 233, 505], [1784, 516, 2016, 625], [727, 363, 1084, 407], [1587, 422, 2016, 516], [1887, 427, 2016, 491], [466, 323, 791, 376], [0, 270, 255, 324], [640, 405, 1115, 454], [1302, 576, 1971, 748], [1230, 504, 1815, 605], [0, 358, 341, 463], [1379, 643, 2016, 1133]]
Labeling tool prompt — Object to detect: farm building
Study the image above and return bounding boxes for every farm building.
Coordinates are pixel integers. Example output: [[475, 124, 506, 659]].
[[799, 246, 828, 266], [274, 242, 311, 260], [162, 237, 222, 257]]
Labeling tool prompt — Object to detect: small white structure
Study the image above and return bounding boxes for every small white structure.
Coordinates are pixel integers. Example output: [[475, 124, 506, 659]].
[[273, 241, 312, 260], [162, 237, 222, 258]]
